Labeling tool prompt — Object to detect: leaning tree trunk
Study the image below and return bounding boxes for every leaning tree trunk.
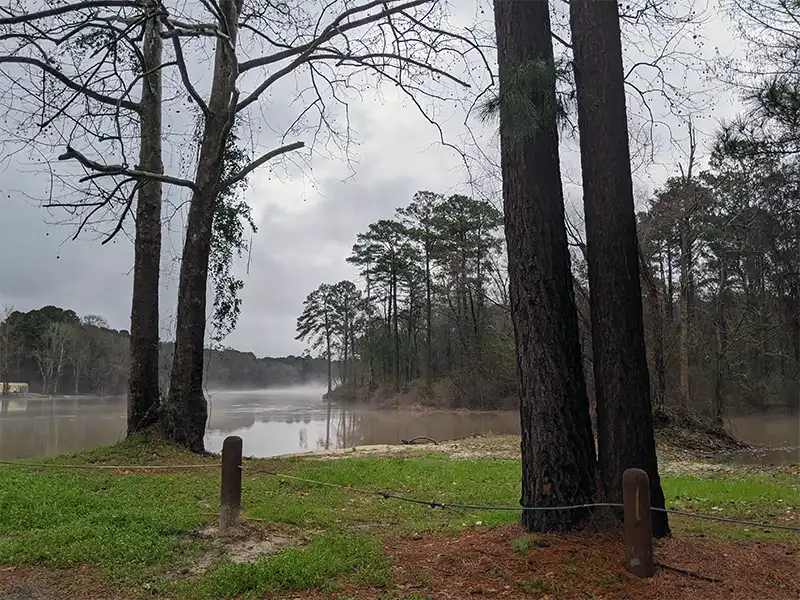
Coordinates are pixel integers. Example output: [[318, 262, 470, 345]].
[[164, 0, 241, 451], [493, 0, 597, 532], [570, 0, 669, 537], [127, 4, 163, 436]]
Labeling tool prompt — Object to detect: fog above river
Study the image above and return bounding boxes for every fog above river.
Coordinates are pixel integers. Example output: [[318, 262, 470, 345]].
[[0, 386, 521, 460], [0, 387, 797, 462]]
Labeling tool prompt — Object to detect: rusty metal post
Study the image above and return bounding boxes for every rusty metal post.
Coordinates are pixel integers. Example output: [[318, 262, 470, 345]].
[[220, 435, 243, 533], [623, 468, 654, 578]]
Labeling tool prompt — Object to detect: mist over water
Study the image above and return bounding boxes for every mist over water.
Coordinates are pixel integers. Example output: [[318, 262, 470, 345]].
[[0, 386, 520, 460], [0, 388, 797, 462], [205, 384, 329, 399]]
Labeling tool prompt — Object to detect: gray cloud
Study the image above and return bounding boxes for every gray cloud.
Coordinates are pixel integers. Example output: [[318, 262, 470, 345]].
[[0, 0, 746, 358]]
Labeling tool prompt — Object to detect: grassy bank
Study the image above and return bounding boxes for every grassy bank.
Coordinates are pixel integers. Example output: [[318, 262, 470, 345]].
[[0, 436, 797, 600]]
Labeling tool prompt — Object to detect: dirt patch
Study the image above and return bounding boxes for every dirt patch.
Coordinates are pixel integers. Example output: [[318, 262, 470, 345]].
[[0, 565, 131, 600], [269, 432, 772, 475], [304, 526, 799, 600], [174, 520, 306, 577], [271, 434, 522, 463]]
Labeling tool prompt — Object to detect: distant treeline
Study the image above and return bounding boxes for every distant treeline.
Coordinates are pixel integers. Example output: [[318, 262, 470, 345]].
[[299, 158, 800, 416], [0, 305, 334, 395]]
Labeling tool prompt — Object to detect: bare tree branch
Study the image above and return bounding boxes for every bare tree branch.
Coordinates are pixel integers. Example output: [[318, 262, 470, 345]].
[[221, 140, 305, 189], [0, 1, 140, 26], [58, 146, 199, 191], [0, 56, 140, 112]]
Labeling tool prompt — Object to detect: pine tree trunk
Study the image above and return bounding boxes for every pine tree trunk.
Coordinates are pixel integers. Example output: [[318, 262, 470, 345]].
[[128, 4, 163, 435], [666, 245, 674, 323], [326, 325, 332, 395], [640, 245, 666, 407], [679, 223, 692, 410], [165, 0, 241, 451], [712, 266, 727, 427], [570, 0, 669, 537], [494, 0, 597, 532], [342, 322, 350, 385], [425, 246, 433, 389], [392, 267, 400, 390], [794, 214, 800, 410], [1, 323, 9, 396]]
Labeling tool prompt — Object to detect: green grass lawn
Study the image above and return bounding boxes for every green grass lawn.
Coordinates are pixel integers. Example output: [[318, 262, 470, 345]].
[[0, 437, 797, 599]]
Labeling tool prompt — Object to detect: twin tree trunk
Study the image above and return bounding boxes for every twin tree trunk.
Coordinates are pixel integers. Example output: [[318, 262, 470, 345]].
[[163, 0, 242, 451], [570, 0, 669, 537], [127, 5, 163, 435], [494, 0, 597, 531]]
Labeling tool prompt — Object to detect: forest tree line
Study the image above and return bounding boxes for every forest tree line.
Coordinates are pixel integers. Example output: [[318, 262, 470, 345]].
[[298, 138, 799, 418], [0, 306, 330, 396]]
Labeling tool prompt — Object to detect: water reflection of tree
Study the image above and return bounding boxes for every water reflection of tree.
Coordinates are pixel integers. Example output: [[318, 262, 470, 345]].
[[315, 403, 366, 450], [299, 428, 308, 449], [336, 406, 364, 449], [0, 404, 125, 460], [320, 398, 333, 450]]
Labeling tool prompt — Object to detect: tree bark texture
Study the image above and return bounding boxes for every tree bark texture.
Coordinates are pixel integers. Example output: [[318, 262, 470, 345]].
[[569, 0, 669, 537], [494, 0, 597, 532], [164, 0, 241, 451], [127, 4, 163, 436]]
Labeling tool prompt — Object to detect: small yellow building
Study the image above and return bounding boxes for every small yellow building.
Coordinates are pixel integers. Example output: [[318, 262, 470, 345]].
[[0, 382, 29, 394]]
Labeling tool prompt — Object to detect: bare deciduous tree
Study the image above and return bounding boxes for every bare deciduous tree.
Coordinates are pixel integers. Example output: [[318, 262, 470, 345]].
[[3, 0, 487, 450], [33, 321, 71, 394], [0, 0, 165, 430]]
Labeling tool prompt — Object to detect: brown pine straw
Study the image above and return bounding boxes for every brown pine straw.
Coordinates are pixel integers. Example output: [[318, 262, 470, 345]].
[[316, 525, 800, 600], [1, 526, 796, 599]]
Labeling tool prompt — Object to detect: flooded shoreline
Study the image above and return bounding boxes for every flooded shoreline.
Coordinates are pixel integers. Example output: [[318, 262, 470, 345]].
[[1, 391, 797, 463]]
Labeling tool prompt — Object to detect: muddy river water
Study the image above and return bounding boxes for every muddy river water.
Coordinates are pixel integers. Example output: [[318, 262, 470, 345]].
[[0, 387, 797, 462]]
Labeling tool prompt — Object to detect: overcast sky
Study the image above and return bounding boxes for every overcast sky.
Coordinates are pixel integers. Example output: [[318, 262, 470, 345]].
[[0, 0, 742, 358]]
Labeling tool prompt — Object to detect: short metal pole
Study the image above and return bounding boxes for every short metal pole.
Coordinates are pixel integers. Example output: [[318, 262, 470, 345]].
[[623, 467, 654, 578], [220, 435, 242, 533]]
